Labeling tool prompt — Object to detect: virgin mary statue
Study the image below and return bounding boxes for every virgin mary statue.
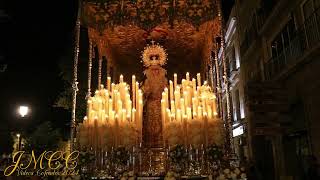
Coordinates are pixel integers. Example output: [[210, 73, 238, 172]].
[[141, 41, 168, 148]]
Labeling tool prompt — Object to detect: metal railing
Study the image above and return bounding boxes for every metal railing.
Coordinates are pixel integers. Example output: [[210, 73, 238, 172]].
[[265, 7, 320, 80]]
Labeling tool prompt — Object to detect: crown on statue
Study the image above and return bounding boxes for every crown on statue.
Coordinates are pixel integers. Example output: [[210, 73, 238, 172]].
[[141, 40, 167, 67]]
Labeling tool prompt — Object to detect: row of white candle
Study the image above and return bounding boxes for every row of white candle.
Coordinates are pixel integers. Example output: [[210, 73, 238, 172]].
[[162, 73, 220, 147], [80, 75, 143, 148], [161, 73, 218, 124]]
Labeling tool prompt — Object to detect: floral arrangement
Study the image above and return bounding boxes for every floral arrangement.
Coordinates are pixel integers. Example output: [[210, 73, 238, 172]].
[[164, 171, 179, 180], [207, 144, 224, 162], [112, 146, 130, 166], [216, 167, 247, 180], [168, 144, 188, 164], [119, 171, 135, 180], [77, 150, 96, 179], [78, 150, 96, 167]]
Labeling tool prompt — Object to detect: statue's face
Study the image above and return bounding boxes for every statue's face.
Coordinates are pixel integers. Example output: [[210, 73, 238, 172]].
[[149, 54, 160, 66]]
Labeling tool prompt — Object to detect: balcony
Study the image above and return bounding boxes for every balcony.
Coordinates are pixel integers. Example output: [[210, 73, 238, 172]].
[[265, 7, 320, 80]]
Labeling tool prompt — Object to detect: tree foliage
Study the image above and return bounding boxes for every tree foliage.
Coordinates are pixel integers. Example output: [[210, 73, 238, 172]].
[[0, 124, 14, 155], [54, 53, 89, 123], [24, 121, 62, 155]]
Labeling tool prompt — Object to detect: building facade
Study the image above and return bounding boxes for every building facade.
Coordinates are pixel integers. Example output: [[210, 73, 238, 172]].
[[218, 6, 248, 162], [221, 0, 320, 179]]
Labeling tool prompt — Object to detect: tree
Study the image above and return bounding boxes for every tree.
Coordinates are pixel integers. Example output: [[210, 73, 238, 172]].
[[0, 123, 13, 155], [24, 121, 62, 155], [54, 52, 89, 123]]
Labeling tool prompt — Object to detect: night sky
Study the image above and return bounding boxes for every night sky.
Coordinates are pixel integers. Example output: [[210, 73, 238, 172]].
[[1, 0, 78, 135], [0, 0, 234, 135]]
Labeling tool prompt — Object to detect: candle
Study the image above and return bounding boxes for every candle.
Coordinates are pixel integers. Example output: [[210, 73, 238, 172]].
[[161, 100, 165, 123], [212, 95, 217, 115], [201, 96, 206, 114], [174, 91, 179, 110], [177, 109, 181, 122], [135, 82, 139, 109], [109, 99, 113, 116], [197, 73, 201, 87], [111, 83, 115, 100], [187, 107, 192, 120], [192, 78, 196, 93], [107, 77, 111, 92], [122, 109, 126, 122], [118, 100, 122, 116], [183, 91, 188, 107], [182, 79, 186, 92], [171, 100, 175, 115], [180, 98, 185, 116], [132, 108, 136, 123], [138, 100, 143, 142], [160, 73, 220, 148], [176, 86, 181, 108], [192, 98, 197, 118], [207, 104, 212, 119], [169, 80, 173, 103], [105, 94, 109, 115], [164, 88, 169, 108], [132, 75, 136, 108], [120, 74, 124, 83], [174, 73, 177, 90], [198, 106, 202, 120]]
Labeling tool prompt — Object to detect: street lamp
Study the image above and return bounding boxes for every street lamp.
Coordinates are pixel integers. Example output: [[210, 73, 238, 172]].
[[18, 105, 29, 117], [16, 105, 29, 151], [16, 133, 21, 151]]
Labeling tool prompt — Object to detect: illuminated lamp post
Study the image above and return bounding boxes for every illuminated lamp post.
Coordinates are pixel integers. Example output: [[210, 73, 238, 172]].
[[17, 105, 29, 151]]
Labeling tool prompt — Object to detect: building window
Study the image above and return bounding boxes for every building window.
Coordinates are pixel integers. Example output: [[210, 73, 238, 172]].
[[235, 46, 240, 69], [302, 0, 320, 20], [303, 0, 315, 20], [240, 94, 245, 119], [229, 46, 237, 73], [271, 16, 297, 59], [232, 46, 237, 70], [233, 89, 241, 122]]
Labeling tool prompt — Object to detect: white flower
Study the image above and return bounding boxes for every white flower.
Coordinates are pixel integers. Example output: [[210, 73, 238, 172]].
[[169, 178, 176, 180], [223, 168, 230, 174], [235, 168, 241, 175], [128, 171, 134, 176], [218, 174, 225, 180], [240, 173, 247, 179], [167, 171, 173, 177], [231, 173, 237, 179]]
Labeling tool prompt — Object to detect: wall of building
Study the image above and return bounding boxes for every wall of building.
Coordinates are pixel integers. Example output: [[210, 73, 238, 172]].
[[224, 0, 320, 179]]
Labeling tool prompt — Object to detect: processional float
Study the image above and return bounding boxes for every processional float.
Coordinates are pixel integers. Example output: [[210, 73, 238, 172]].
[[76, 41, 225, 175]]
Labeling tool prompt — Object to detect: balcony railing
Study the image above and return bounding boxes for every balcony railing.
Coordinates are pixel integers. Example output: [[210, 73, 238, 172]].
[[265, 7, 320, 80]]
